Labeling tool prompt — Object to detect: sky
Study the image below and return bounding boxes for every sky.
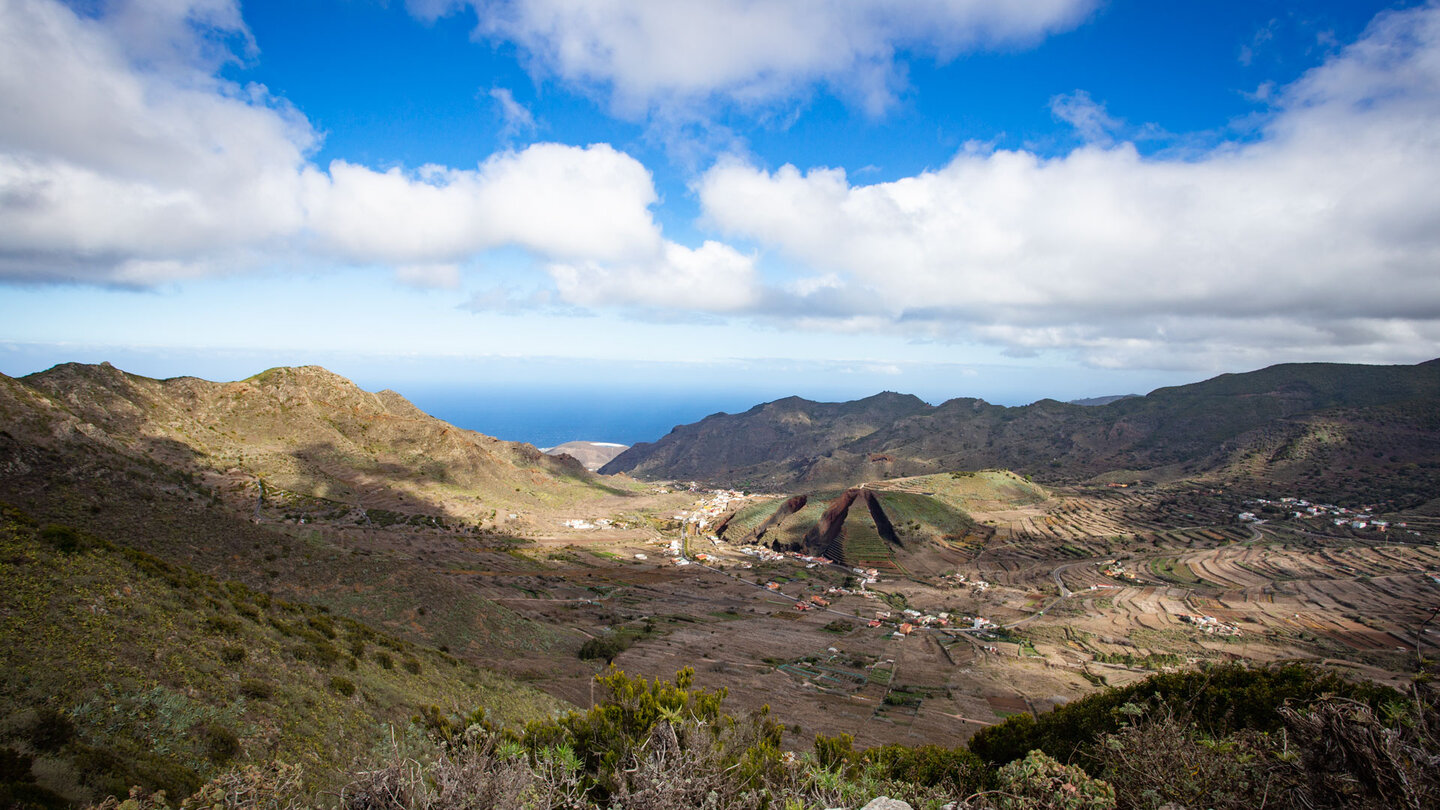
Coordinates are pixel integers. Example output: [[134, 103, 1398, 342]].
[[3, 0, 1440, 437]]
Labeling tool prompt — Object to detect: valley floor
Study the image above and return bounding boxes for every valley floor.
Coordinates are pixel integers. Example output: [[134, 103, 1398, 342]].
[[232, 476, 1439, 751]]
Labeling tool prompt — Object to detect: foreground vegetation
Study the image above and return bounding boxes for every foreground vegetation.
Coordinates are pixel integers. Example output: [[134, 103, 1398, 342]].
[[7, 660, 1429, 810], [2, 500, 1437, 809], [0, 506, 562, 808]]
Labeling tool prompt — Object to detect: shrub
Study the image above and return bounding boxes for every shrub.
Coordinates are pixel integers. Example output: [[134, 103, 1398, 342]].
[[402, 658, 421, 675], [307, 615, 337, 640], [374, 651, 393, 670], [25, 708, 76, 752], [238, 678, 272, 700], [989, 750, 1116, 809], [197, 724, 241, 764], [183, 761, 305, 810], [814, 732, 856, 771], [861, 743, 988, 794], [329, 676, 356, 697], [203, 616, 243, 636], [219, 645, 247, 664], [38, 524, 84, 553], [578, 634, 633, 663], [0, 748, 33, 783], [969, 663, 1402, 769], [1088, 703, 1287, 810]]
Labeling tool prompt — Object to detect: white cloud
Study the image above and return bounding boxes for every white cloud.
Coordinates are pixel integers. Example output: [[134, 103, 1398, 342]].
[[696, 4, 1440, 369], [303, 143, 664, 266], [423, 0, 1097, 116], [1050, 90, 1120, 144], [548, 241, 760, 313], [489, 86, 537, 139], [0, 0, 312, 281], [0, 0, 702, 295]]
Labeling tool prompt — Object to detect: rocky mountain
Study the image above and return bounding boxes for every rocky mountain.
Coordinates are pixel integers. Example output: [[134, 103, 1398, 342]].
[[601, 359, 1440, 507], [2, 362, 621, 523], [0, 362, 627, 666], [599, 391, 931, 483]]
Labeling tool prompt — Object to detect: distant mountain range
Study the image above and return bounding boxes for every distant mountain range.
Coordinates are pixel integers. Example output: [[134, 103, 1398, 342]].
[[1069, 394, 1139, 407], [601, 359, 1440, 509]]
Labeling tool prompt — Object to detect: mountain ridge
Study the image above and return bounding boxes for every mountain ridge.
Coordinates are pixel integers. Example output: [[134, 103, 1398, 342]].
[[6, 361, 621, 521], [601, 358, 1440, 505]]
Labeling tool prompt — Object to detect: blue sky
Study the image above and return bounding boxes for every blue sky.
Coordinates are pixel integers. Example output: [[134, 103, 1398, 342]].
[[3, 0, 1439, 435]]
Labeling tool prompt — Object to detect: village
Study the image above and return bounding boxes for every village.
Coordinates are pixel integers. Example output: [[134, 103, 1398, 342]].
[[1239, 496, 1408, 534]]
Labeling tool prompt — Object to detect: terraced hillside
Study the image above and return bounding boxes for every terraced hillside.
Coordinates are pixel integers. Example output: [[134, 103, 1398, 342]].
[[716, 487, 991, 573]]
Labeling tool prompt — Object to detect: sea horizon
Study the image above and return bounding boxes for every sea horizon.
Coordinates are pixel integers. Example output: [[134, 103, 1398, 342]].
[[398, 386, 772, 450]]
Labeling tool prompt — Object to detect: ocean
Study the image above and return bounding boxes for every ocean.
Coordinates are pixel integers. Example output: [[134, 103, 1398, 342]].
[[398, 386, 767, 449]]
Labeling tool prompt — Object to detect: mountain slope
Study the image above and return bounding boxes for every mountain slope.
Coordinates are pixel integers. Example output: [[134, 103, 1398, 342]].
[[0, 504, 563, 807], [602, 359, 1440, 504], [0, 363, 617, 660], [599, 391, 931, 482], [8, 362, 624, 521]]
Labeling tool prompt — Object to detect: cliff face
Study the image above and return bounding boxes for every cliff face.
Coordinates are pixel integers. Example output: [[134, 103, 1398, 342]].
[[602, 360, 1440, 503]]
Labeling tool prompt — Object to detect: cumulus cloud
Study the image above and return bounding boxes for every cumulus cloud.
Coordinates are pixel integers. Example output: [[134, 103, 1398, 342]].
[[0, 0, 736, 306], [419, 0, 1097, 115], [695, 3, 1440, 369], [304, 143, 664, 265], [548, 241, 760, 313], [0, 0, 312, 281]]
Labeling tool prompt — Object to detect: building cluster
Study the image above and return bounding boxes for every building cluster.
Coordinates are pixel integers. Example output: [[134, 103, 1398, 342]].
[[675, 488, 751, 531], [1176, 612, 1242, 636], [1244, 497, 1395, 532], [1098, 559, 1144, 584], [560, 517, 618, 530], [739, 545, 787, 562]]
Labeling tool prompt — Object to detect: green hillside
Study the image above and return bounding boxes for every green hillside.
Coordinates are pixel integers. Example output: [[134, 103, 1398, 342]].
[[0, 505, 564, 807], [872, 490, 979, 549]]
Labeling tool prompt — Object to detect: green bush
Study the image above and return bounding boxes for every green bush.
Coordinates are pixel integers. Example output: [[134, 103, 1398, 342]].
[[861, 743, 988, 793], [202, 616, 242, 636], [992, 750, 1116, 809], [329, 676, 356, 697], [374, 651, 394, 670], [814, 732, 856, 771], [196, 724, 240, 764], [238, 678, 272, 700], [38, 524, 83, 553], [513, 668, 777, 800], [969, 663, 1401, 769], [219, 645, 247, 664], [578, 634, 633, 663], [24, 708, 75, 752]]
